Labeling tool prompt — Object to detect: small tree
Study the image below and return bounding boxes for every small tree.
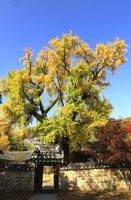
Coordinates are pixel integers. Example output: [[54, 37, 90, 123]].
[[0, 133, 10, 151], [9, 136, 28, 151], [94, 119, 131, 163], [126, 124, 131, 151], [0, 116, 10, 151], [8, 128, 28, 151]]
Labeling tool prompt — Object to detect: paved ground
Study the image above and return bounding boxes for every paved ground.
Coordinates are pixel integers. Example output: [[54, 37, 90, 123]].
[[28, 193, 57, 200]]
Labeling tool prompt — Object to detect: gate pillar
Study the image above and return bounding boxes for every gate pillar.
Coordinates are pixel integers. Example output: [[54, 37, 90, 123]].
[[54, 164, 59, 190], [34, 163, 43, 192]]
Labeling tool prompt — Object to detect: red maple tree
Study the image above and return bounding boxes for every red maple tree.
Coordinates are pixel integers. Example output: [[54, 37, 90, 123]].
[[126, 124, 131, 151], [94, 119, 131, 164]]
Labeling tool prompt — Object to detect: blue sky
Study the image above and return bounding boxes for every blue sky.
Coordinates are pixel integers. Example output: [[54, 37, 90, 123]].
[[0, 0, 131, 119]]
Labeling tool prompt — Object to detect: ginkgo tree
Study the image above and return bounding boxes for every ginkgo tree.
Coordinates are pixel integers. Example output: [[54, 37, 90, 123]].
[[0, 33, 128, 158]]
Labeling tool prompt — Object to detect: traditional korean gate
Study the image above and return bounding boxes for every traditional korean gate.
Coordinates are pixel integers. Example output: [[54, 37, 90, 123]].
[[30, 148, 63, 192]]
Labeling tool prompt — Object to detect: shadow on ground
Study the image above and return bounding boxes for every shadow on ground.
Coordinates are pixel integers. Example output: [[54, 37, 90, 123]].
[[57, 190, 131, 200], [0, 190, 130, 200], [0, 191, 34, 200]]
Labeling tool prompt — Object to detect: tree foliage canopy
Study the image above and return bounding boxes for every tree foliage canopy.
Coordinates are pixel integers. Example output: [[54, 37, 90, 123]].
[[0, 33, 128, 149]]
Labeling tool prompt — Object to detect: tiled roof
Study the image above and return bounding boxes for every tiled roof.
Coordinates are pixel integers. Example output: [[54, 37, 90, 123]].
[[6, 151, 32, 161], [39, 144, 59, 152], [0, 153, 14, 161]]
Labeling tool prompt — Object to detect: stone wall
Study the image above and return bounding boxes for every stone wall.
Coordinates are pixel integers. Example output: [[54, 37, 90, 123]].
[[59, 163, 131, 192], [0, 162, 131, 192], [0, 170, 34, 191]]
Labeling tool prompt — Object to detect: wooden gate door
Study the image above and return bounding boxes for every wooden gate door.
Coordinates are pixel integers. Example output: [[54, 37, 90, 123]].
[[33, 163, 60, 192]]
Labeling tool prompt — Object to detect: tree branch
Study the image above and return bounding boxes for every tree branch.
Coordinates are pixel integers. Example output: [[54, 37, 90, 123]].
[[21, 82, 37, 107], [39, 100, 45, 115], [45, 97, 59, 114], [28, 110, 43, 123], [56, 72, 64, 106]]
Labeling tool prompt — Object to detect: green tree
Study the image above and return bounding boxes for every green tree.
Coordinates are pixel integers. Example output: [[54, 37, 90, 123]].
[[9, 136, 28, 151], [0, 33, 128, 158]]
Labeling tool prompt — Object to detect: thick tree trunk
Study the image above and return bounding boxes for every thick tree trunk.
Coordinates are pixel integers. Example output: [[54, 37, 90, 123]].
[[60, 136, 70, 163]]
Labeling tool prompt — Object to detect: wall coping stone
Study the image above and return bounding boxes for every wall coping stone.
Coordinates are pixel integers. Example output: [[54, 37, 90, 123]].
[[0, 163, 34, 171], [60, 162, 131, 171]]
